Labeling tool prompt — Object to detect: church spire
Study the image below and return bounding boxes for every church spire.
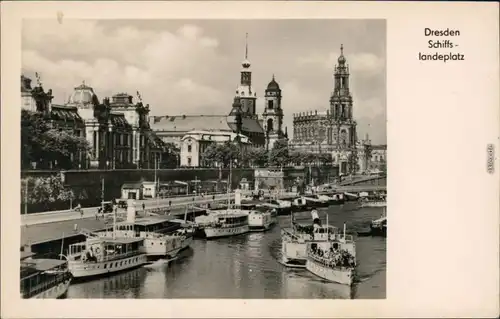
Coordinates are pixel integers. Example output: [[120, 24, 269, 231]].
[[245, 32, 248, 60], [242, 33, 251, 69]]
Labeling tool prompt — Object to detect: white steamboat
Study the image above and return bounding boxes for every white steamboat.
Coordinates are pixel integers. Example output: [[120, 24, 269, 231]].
[[64, 208, 148, 279], [280, 210, 356, 268], [95, 202, 186, 260], [195, 209, 249, 239], [20, 251, 72, 299], [305, 223, 357, 286], [247, 208, 274, 231], [65, 236, 147, 279]]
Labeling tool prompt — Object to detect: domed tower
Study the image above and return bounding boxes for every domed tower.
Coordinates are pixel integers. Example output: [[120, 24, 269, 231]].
[[235, 33, 257, 117], [263, 74, 284, 149], [67, 81, 98, 121]]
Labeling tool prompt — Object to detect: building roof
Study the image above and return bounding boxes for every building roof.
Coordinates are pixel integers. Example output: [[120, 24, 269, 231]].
[[51, 105, 84, 122], [68, 82, 96, 105], [372, 145, 387, 150], [122, 182, 143, 189], [21, 258, 67, 272], [266, 75, 281, 91], [150, 115, 232, 132], [110, 112, 131, 128], [227, 116, 264, 134]]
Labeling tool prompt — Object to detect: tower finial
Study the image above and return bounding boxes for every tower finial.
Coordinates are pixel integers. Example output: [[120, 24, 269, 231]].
[[245, 32, 248, 59], [272, 73, 275, 80], [340, 44, 343, 55]]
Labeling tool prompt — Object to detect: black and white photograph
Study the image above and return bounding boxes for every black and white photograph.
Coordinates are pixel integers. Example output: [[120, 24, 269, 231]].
[[20, 19, 387, 299]]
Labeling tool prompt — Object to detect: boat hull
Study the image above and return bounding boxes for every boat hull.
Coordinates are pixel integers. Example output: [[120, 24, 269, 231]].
[[179, 235, 193, 251], [370, 225, 387, 237], [29, 278, 71, 299], [68, 254, 148, 279], [361, 201, 387, 208], [143, 236, 185, 259], [249, 221, 273, 232], [306, 258, 354, 286], [204, 225, 249, 239]]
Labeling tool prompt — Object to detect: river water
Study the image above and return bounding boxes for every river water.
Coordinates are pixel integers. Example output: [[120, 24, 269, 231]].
[[67, 205, 386, 299]]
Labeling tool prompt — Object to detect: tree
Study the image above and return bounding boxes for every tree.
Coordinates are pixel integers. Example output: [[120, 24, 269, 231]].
[[161, 142, 180, 168], [201, 141, 241, 168], [21, 110, 90, 169], [243, 148, 268, 167], [347, 150, 360, 175], [268, 139, 290, 167]]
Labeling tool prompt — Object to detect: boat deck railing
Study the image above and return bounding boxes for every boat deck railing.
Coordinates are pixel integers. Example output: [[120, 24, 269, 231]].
[[307, 249, 356, 270]]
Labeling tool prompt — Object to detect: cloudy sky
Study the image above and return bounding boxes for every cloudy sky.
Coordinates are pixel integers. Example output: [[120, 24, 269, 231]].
[[22, 19, 386, 144]]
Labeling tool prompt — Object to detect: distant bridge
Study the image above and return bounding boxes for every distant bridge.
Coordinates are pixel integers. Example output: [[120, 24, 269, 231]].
[[339, 175, 386, 187], [334, 185, 386, 193]]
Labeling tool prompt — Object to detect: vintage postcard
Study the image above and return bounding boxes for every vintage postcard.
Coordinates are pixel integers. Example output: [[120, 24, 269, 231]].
[[1, 1, 498, 318]]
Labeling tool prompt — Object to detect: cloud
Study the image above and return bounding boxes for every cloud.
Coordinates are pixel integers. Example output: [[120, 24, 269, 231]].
[[22, 19, 386, 144], [22, 19, 226, 115]]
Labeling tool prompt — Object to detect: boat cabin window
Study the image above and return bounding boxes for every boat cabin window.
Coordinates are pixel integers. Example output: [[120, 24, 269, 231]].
[[70, 243, 86, 255]]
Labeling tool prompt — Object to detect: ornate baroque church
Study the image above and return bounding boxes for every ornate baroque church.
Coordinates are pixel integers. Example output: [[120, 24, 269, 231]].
[[290, 45, 361, 174], [150, 34, 288, 155]]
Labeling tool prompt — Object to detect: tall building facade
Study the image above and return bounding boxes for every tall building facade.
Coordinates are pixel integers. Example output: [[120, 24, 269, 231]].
[[21, 75, 164, 170], [290, 45, 359, 174], [262, 75, 285, 149]]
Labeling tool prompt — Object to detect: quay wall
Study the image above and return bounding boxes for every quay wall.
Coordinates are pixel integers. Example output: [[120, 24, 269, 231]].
[[20, 166, 336, 214]]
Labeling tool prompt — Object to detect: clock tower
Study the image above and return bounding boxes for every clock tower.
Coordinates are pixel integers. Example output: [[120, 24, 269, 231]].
[[234, 33, 257, 118]]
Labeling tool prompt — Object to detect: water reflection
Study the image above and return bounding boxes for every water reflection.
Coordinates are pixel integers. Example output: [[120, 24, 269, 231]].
[[68, 267, 145, 298]]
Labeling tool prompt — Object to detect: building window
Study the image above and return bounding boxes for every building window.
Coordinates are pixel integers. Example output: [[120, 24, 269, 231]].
[[187, 157, 192, 166], [268, 100, 274, 109], [187, 145, 192, 153], [267, 118, 274, 132]]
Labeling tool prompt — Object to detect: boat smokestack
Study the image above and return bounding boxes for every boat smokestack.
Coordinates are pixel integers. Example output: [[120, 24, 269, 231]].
[[127, 199, 136, 223], [311, 209, 321, 226]]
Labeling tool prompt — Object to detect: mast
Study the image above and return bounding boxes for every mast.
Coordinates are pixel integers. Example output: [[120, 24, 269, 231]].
[[154, 154, 157, 202], [60, 232, 64, 260], [343, 222, 346, 239], [24, 179, 28, 216], [101, 177, 104, 213], [113, 204, 117, 239], [227, 158, 232, 208]]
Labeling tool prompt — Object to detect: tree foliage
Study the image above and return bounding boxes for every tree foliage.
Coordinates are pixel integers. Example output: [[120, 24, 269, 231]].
[[200, 138, 337, 169], [21, 110, 90, 169]]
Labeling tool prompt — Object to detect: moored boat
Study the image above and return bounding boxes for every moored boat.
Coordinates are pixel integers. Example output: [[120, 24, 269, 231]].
[[195, 209, 250, 239], [65, 236, 148, 279], [370, 215, 387, 237], [303, 196, 330, 208], [246, 208, 274, 231], [290, 197, 309, 211], [20, 251, 72, 299], [95, 203, 186, 260]]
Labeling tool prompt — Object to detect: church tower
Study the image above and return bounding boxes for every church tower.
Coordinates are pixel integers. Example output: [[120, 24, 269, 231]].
[[235, 33, 257, 118], [329, 44, 358, 174], [263, 75, 285, 150]]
